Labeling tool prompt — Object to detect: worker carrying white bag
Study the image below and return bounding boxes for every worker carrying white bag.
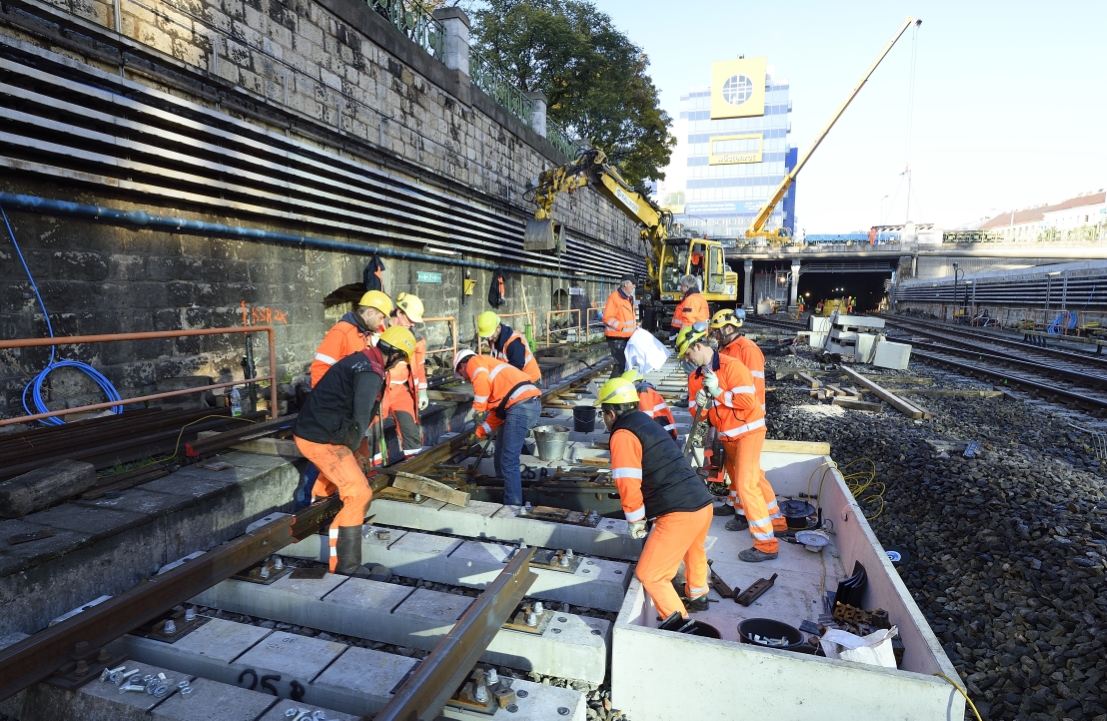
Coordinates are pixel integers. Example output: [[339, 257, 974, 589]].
[[623, 328, 670, 374]]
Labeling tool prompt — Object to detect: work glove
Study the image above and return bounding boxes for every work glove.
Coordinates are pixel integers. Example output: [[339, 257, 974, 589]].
[[417, 390, 429, 411], [628, 520, 648, 539], [702, 368, 722, 398], [694, 389, 709, 409]]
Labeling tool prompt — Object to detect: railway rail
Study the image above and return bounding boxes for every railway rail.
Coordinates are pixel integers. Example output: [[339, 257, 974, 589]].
[[0, 356, 616, 719]]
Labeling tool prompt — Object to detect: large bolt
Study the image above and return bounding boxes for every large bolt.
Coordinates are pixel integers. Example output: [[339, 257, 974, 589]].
[[273, 556, 284, 570], [532, 601, 543, 614], [485, 669, 499, 685], [525, 612, 538, 628], [163, 620, 177, 636], [184, 607, 197, 622], [259, 565, 271, 580], [474, 684, 490, 704], [74, 660, 89, 677]]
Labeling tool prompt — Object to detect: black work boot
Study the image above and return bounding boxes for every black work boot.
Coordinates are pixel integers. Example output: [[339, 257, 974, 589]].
[[725, 516, 749, 531], [685, 595, 710, 613], [713, 504, 735, 516], [334, 525, 370, 577]]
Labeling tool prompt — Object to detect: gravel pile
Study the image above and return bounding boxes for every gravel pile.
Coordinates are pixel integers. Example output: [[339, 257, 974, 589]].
[[767, 350, 1107, 721]]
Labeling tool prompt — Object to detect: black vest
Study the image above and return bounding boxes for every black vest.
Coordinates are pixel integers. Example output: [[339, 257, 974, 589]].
[[294, 348, 384, 448], [612, 410, 712, 519]]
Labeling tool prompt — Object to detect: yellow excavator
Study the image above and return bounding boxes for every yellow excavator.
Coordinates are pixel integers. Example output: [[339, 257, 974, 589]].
[[746, 16, 922, 246], [524, 147, 739, 306]]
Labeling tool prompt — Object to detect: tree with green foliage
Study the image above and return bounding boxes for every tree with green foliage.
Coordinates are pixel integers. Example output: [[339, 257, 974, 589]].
[[471, 0, 674, 188]]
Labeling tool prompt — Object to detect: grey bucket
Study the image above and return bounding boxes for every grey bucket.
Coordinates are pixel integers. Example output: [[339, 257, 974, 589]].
[[533, 425, 570, 461]]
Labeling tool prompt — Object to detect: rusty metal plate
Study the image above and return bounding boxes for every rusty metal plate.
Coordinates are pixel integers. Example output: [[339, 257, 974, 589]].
[[230, 557, 293, 585], [132, 610, 211, 644], [517, 505, 601, 527], [502, 602, 554, 635], [529, 549, 583, 574]]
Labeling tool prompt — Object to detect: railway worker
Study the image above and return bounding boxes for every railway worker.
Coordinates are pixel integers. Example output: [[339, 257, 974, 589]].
[[453, 350, 542, 506], [477, 311, 542, 385], [295, 290, 394, 510], [669, 275, 709, 344], [622, 369, 678, 440], [677, 323, 785, 562], [293, 325, 417, 576], [381, 292, 428, 461], [602, 274, 638, 378], [595, 377, 713, 620], [708, 310, 783, 531]]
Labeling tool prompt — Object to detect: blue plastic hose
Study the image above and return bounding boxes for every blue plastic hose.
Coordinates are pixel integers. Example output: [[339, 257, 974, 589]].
[[2, 203, 123, 424]]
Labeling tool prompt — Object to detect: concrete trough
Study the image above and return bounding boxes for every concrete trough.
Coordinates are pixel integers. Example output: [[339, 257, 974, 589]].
[[281, 524, 631, 612], [113, 617, 586, 720], [610, 446, 966, 721], [192, 570, 609, 683]]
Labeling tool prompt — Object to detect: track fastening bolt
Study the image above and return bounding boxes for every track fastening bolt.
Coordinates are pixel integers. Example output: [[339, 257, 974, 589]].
[[184, 607, 196, 622], [163, 620, 177, 635]]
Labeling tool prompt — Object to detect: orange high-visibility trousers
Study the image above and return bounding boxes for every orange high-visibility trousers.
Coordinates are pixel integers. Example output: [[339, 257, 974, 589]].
[[294, 436, 373, 572], [728, 467, 786, 532], [635, 505, 713, 620], [722, 428, 779, 553], [383, 383, 423, 458]]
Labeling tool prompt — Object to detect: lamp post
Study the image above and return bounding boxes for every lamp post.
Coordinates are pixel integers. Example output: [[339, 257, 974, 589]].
[[952, 263, 963, 316]]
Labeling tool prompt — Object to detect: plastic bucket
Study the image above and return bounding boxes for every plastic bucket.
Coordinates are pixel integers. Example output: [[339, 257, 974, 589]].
[[738, 618, 806, 652], [533, 425, 570, 461], [684, 620, 721, 638], [573, 405, 596, 433]]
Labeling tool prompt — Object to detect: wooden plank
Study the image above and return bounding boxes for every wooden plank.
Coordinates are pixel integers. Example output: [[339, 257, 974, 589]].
[[797, 372, 821, 389], [578, 457, 610, 467], [0, 460, 96, 518], [762, 439, 831, 455], [832, 397, 884, 412], [389, 472, 470, 507], [884, 388, 1004, 398], [839, 366, 927, 419]]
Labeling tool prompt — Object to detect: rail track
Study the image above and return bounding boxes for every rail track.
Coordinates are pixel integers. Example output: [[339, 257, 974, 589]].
[[0, 357, 617, 720]]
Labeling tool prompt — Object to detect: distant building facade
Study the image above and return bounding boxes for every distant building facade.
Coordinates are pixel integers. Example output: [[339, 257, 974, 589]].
[[978, 191, 1105, 242], [659, 57, 796, 240]]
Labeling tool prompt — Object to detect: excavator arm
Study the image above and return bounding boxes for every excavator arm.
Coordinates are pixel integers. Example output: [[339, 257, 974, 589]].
[[746, 16, 922, 244]]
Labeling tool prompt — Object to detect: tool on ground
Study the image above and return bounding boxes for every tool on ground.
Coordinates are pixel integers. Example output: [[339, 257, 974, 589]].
[[735, 573, 778, 607], [707, 562, 738, 601]]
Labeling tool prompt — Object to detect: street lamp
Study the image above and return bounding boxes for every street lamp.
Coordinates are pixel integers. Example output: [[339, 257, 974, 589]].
[[952, 263, 963, 314]]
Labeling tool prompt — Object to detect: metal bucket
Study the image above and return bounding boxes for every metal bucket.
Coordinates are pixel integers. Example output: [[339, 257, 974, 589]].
[[533, 425, 570, 461]]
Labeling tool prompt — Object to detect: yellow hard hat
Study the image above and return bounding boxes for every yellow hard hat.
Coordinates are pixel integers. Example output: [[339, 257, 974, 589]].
[[358, 290, 393, 316], [395, 292, 425, 323], [621, 369, 644, 384], [675, 322, 708, 358], [710, 309, 743, 330], [476, 311, 500, 338], [377, 325, 417, 361], [593, 377, 639, 407]]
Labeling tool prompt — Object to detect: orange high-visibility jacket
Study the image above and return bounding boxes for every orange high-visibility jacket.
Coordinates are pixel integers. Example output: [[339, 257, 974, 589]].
[[603, 290, 638, 339], [387, 337, 428, 392], [637, 384, 677, 439], [671, 292, 709, 331], [723, 335, 766, 411], [687, 352, 764, 441], [311, 318, 370, 387], [492, 329, 542, 384], [465, 356, 542, 439]]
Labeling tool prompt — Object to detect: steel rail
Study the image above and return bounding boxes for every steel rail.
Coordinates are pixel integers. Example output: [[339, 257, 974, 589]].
[[905, 340, 1107, 390], [372, 548, 537, 721], [910, 349, 1107, 412]]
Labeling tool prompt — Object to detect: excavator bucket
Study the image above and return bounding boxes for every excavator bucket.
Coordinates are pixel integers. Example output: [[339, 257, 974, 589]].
[[523, 219, 562, 252]]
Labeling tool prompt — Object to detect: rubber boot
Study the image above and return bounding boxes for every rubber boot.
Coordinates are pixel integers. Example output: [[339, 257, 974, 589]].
[[334, 525, 371, 578]]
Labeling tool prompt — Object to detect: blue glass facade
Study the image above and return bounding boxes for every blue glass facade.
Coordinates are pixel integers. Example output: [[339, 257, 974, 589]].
[[675, 81, 796, 239]]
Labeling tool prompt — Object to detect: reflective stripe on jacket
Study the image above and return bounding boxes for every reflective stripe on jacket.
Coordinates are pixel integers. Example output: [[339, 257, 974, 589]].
[[603, 290, 638, 339], [310, 314, 370, 387], [636, 384, 677, 439], [670, 292, 709, 330], [610, 410, 712, 521], [466, 356, 542, 439], [723, 335, 766, 411], [688, 351, 764, 439]]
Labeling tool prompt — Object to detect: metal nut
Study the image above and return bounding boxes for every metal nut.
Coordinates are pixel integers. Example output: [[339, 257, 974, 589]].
[[178, 680, 190, 689], [180, 686, 193, 698], [153, 684, 170, 698]]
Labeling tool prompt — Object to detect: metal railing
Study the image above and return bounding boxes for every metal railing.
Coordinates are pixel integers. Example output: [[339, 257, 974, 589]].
[[545, 119, 578, 158], [0, 327, 278, 426], [421, 316, 458, 358], [368, 0, 445, 59], [468, 47, 533, 128], [585, 307, 606, 340], [545, 309, 582, 347]]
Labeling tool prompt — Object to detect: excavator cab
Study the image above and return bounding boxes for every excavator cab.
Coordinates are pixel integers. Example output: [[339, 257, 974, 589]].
[[658, 238, 737, 303]]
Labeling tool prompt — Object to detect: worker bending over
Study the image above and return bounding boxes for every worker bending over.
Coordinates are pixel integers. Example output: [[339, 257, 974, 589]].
[[678, 324, 784, 562], [597, 378, 713, 620], [453, 350, 541, 506], [602, 275, 638, 377], [477, 311, 542, 384], [669, 275, 709, 344], [622, 369, 678, 440], [379, 292, 428, 461], [293, 326, 417, 575], [310, 290, 393, 386]]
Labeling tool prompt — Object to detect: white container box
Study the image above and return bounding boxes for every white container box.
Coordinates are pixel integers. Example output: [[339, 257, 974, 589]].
[[873, 340, 912, 370]]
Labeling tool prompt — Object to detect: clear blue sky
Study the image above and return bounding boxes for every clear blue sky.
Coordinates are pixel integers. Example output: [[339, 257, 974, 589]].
[[598, 0, 1107, 232]]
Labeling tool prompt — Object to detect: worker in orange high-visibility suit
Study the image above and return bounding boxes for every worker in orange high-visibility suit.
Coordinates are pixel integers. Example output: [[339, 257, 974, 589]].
[[597, 377, 714, 624], [477, 311, 542, 384], [622, 369, 678, 440], [708, 309, 784, 532], [380, 292, 428, 460], [292, 325, 416, 575], [669, 275, 709, 344], [454, 350, 541, 506], [678, 323, 782, 562], [602, 274, 638, 378], [294, 290, 394, 511]]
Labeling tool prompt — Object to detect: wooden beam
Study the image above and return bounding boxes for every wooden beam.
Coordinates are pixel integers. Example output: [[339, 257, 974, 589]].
[[797, 372, 821, 389], [832, 397, 884, 412], [884, 388, 1004, 398], [840, 366, 931, 419], [762, 439, 831, 456], [388, 471, 470, 507]]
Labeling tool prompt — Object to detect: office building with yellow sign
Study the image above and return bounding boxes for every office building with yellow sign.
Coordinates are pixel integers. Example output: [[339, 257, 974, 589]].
[[662, 58, 797, 240]]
